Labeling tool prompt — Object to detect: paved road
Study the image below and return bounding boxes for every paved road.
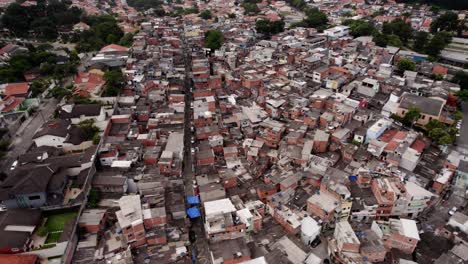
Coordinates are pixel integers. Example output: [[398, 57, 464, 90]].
[[0, 37, 76, 50], [456, 102, 468, 155], [0, 98, 58, 173], [180, 29, 212, 264]]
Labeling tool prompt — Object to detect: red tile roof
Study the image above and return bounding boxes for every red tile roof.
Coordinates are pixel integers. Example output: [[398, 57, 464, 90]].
[[432, 65, 448, 75], [393, 131, 408, 140], [0, 43, 15, 55], [380, 129, 398, 143], [73, 72, 105, 97], [384, 141, 399, 152], [0, 254, 38, 264], [4, 82, 30, 96], [410, 139, 426, 153], [100, 44, 129, 53], [1, 95, 25, 112]]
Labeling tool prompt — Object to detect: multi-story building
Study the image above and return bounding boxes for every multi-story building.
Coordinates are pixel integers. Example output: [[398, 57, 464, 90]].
[[204, 198, 247, 242], [372, 219, 420, 254], [116, 195, 147, 248]]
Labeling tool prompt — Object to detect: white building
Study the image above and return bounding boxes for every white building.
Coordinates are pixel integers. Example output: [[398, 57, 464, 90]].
[[301, 216, 320, 246], [324, 26, 350, 38]]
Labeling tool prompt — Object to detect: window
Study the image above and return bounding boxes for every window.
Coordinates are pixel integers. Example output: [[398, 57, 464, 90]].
[[29, 195, 40, 200]]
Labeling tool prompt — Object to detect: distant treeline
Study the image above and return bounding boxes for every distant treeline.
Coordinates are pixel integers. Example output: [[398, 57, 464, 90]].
[[395, 0, 468, 10]]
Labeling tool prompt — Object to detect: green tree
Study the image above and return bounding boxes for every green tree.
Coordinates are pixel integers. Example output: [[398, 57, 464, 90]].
[[242, 2, 260, 15], [1, 3, 31, 36], [452, 71, 468, 90], [119, 33, 134, 47], [397, 58, 416, 71], [95, 21, 124, 44], [453, 110, 463, 121], [425, 119, 444, 131], [387, 34, 403, 47], [343, 20, 376, 37], [78, 119, 99, 140], [104, 69, 125, 96], [49, 85, 72, 99], [456, 90, 468, 101], [303, 8, 328, 29], [199, 10, 213, 19], [402, 107, 420, 126], [256, 20, 285, 37], [373, 33, 388, 47], [88, 188, 100, 208], [430, 11, 459, 33], [31, 17, 58, 40], [204, 29, 224, 50], [126, 0, 163, 10], [438, 133, 453, 145], [30, 80, 49, 97], [228, 13, 236, 19], [413, 31, 429, 52], [426, 32, 452, 57], [382, 18, 412, 43]]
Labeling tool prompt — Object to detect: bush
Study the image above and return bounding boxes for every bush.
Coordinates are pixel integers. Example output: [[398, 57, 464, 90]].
[[88, 188, 100, 208], [37, 226, 48, 237]]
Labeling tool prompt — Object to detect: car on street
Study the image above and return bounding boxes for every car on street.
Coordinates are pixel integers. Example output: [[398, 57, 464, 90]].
[[191, 148, 195, 154], [449, 207, 457, 215], [10, 160, 18, 171], [311, 237, 321, 248]]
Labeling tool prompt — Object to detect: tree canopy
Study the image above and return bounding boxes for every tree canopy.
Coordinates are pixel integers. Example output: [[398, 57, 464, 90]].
[[402, 107, 420, 126], [127, 0, 163, 10], [104, 69, 125, 96], [256, 20, 285, 37], [343, 20, 376, 38], [397, 58, 416, 71], [199, 10, 213, 19], [425, 32, 452, 57], [452, 71, 468, 90], [396, 0, 468, 10], [413, 31, 429, 52], [1, 1, 82, 40], [425, 120, 457, 145], [0, 49, 77, 83], [242, 2, 260, 15], [373, 33, 388, 47], [382, 18, 412, 44], [430, 12, 460, 33], [74, 15, 124, 52], [204, 30, 224, 50], [303, 8, 328, 29]]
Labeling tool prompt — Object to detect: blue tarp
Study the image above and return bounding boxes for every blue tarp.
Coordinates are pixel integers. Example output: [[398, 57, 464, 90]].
[[187, 207, 201, 219], [187, 196, 200, 204], [349, 175, 358, 182]]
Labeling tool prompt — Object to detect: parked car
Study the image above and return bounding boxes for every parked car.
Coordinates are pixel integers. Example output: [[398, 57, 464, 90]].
[[311, 237, 321, 248], [449, 207, 457, 215], [10, 160, 18, 171]]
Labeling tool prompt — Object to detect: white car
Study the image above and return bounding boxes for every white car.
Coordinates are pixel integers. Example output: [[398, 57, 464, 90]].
[[191, 148, 195, 154], [449, 207, 457, 215], [10, 160, 18, 170]]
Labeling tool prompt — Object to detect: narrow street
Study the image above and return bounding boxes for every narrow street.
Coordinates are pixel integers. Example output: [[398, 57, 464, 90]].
[[0, 98, 58, 173], [181, 29, 211, 264], [456, 102, 468, 155]]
